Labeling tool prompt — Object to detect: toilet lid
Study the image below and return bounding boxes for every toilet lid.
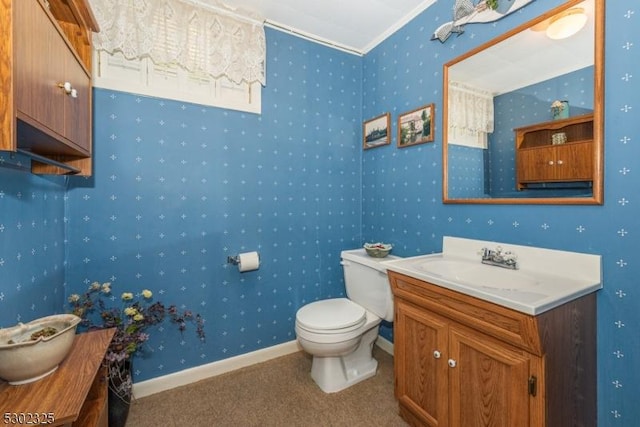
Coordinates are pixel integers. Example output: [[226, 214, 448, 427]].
[[296, 298, 366, 331]]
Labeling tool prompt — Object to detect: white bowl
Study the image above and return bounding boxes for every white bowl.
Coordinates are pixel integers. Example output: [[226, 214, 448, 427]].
[[363, 243, 393, 258], [0, 314, 81, 385]]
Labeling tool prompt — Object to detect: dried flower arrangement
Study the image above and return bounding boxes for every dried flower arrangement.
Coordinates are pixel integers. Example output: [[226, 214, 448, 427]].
[[68, 282, 205, 400]]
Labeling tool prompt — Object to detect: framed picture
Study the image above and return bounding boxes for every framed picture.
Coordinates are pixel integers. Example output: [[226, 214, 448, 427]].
[[397, 104, 435, 148], [363, 113, 391, 150]]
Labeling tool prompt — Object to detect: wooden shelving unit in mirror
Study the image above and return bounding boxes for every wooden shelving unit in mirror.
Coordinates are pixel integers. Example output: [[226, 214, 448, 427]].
[[515, 114, 594, 191]]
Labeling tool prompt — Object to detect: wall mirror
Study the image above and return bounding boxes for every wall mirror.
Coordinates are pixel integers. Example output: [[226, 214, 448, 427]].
[[442, 0, 603, 205]]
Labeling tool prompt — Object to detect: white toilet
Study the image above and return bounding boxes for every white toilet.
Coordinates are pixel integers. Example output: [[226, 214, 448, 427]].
[[295, 248, 400, 393]]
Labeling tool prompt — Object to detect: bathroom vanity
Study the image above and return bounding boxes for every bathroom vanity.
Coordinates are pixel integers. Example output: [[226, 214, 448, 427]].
[[384, 237, 601, 427]]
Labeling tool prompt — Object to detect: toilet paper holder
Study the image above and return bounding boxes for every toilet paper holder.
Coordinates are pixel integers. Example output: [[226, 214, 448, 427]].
[[227, 251, 261, 273], [227, 252, 260, 265]]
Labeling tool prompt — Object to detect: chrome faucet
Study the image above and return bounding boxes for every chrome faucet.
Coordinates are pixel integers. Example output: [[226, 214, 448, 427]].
[[480, 246, 519, 270]]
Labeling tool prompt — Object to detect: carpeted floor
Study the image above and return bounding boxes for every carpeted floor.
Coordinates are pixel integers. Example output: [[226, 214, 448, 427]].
[[126, 347, 408, 426]]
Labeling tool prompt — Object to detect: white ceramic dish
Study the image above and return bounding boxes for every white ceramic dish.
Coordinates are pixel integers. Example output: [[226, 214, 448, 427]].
[[363, 242, 392, 258], [0, 314, 81, 385]]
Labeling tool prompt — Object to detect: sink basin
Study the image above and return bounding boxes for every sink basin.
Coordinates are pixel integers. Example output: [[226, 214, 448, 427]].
[[382, 237, 602, 315], [418, 258, 539, 290]]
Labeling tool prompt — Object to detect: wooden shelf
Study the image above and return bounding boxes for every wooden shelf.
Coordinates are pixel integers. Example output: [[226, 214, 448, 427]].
[[515, 114, 594, 149], [0, 329, 115, 427]]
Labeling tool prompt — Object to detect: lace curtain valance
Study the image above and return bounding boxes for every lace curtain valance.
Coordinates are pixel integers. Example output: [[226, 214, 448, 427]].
[[448, 81, 495, 149], [88, 0, 266, 85]]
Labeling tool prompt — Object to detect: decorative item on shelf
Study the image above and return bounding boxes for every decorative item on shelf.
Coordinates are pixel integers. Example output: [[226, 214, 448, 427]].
[[364, 242, 393, 258], [551, 132, 568, 145], [551, 100, 569, 120], [68, 282, 205, 427]]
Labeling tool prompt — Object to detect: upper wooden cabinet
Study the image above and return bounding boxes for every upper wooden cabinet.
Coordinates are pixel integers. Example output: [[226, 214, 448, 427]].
[[515, 114, 595, 190], [0, 0, 98, 176]]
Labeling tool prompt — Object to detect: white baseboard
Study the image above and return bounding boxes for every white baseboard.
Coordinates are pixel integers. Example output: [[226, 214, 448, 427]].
[[376, 335, 394, 355], [132, 336, 394, 399], [132, 340, 302, 398]]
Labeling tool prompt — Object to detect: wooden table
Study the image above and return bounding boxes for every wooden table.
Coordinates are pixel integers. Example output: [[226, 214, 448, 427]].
[[0, 328, 115, 427]]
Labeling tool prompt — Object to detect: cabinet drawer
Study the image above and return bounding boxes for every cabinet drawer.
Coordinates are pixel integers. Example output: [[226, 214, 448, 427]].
[[389, 271, 543, 355]]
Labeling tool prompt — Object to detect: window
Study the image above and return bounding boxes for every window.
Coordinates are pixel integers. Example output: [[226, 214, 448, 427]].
[[88, 0, 265, 113], [93, 51, 262, 113]]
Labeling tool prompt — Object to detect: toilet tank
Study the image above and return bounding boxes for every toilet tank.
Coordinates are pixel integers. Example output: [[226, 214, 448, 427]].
[[340, 249, 401, 322]]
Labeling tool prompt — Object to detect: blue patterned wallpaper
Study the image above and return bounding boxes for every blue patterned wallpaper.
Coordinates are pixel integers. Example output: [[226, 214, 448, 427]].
[[362, 1, 638, 426], [63, 28, 363, 381], [0, 155, 66, 324], [0, 1, 638, 425], [446, 144, 488, 198]]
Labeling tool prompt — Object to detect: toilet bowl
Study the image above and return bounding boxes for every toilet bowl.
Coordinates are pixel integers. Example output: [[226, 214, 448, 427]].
[[295, 249, 400, 393]]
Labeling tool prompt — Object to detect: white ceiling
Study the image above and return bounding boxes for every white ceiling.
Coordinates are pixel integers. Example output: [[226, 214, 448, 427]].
[[449, 0, 594, 94], [214, 0, 437, 54], [204, 0, 593, 93]]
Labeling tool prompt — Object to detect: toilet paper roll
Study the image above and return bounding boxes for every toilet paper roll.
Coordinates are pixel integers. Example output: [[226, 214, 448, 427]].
[[237, 251, 260, 272]]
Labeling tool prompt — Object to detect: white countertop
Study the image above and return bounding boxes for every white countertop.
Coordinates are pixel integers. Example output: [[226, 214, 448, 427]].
[[382, 236, 602, 315]]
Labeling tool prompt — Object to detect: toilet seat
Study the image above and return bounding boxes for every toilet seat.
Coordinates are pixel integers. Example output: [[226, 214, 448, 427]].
[[296, 298, 366, 333]]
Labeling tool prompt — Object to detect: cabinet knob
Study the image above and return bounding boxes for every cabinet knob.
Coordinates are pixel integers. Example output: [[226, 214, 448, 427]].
[[58, 81, 72, 94], [557, 160, 564, 165], [447, 359, 457, 368], [58, 82, 77, 98], [433, 350, 441, 359], [548, 161, 554, 165]]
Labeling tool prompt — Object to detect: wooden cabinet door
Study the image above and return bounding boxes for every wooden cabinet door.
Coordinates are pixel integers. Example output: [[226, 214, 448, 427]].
[[518, 143, 593, 186], [448, 325, 534, 427], [517, 147, 555, 183], [395, 300, 449, 427], [14, 0, 66, 137], [15, 0, 91, 156], [64, 55, 91, 153], [553, 142, 593, 181]]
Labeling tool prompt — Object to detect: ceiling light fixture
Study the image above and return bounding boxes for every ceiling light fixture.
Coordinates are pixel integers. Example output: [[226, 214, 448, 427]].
[[546, 8, 588, 40]]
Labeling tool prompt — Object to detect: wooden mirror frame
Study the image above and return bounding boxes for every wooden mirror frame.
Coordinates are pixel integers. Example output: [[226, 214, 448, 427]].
[[442, 0, 604, 205]]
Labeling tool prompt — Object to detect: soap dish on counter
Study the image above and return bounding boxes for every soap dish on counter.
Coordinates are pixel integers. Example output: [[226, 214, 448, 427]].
[[364, 242, 393, 258]]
